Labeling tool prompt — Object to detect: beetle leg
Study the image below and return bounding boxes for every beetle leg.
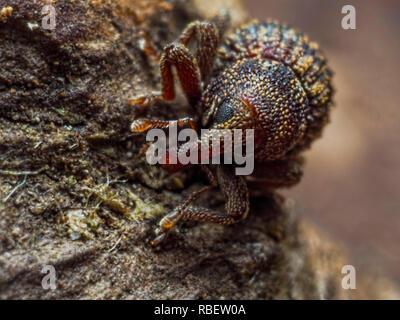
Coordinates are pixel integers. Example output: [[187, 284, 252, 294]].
[[131, 117, 197, 133], [151, 165, 216, 245], [129, 13, 229, 110], [177, 13, 229, 81], [129, 42, 202, 110], [151, 164, 249, 245]]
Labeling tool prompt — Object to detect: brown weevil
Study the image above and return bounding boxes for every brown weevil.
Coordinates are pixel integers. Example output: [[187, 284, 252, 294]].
[[131, 13, 334, 245]]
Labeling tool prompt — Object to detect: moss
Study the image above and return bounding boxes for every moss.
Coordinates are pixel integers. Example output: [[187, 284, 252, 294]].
[[127, 189, 166, 220], [63, 208, 103, 240]]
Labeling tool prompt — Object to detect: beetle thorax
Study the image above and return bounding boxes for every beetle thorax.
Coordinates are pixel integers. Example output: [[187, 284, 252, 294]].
[[200, 58, 310, 160]]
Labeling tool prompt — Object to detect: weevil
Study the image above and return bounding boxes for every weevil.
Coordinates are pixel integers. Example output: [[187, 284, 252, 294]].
[[131, 13, 333, 244]]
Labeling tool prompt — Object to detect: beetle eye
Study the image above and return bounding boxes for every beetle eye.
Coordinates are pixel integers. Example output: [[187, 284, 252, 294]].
[[214, 102, 234, 124]]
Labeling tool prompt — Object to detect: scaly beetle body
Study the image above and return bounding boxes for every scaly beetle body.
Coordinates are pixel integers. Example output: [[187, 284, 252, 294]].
[[131, 15, 334, 244]]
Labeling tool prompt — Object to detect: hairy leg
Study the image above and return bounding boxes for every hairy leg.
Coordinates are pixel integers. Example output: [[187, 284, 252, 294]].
[[131, 116, 197, 132], [130, 14, 229, 109], [178, 16, 228, 81], [151, 164, 249, 245], [130, 42, 201, 108]]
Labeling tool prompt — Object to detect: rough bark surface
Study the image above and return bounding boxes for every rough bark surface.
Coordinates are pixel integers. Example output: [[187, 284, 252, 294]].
[[0, 0, 398, 299]]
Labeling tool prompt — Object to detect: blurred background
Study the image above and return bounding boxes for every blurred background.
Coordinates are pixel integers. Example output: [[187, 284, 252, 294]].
[[245, 0, 400, 285]]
